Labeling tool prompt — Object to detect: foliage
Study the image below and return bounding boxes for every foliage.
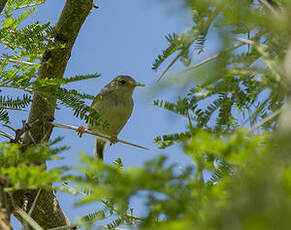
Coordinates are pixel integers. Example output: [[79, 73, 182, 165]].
[[0, 0, 102, 124], [0, 140, 68, 191], [1, 0, 291, 230], [69, 0, 291, 229]]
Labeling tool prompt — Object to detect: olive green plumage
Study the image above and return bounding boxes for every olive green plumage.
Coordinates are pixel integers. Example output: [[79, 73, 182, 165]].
[[87, 75, 138, 161]]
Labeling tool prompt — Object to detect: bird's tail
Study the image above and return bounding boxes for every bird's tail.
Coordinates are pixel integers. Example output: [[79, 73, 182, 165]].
[[94, 138, 106, 161]]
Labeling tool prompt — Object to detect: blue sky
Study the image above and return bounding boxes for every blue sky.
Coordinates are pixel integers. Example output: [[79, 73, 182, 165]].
[[5, 0, 218, 228]]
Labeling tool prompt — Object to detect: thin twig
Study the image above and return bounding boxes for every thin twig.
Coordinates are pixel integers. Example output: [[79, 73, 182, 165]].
[[48, 224, 78, 230], [0, 84, 34, 93], [249, 107, 282, 133], [26, 131, 36, 144], [157, 6, 222, 81], [0, 0, 8, 14], [15, 207, 43, 230], [28, 189, 42, 216], [0, 1, 45, 13], [2, 124, 16, 132], [0, 41, 17, 52], [101, 200, 145, 221], [158, 40, 193, 81], [0, 129, 14, 140], [1, 119, 39, 143], [187, 110, 193, 129], [0, 57, 37, 66], [0, 105, 26, 111], [232, 37, 268, 49], [96, 226, 126, 230], [182, 32, 266, 74], [50, 122, 150, 151], [258, 0, 280, 17], [62, 182, 145, 222]]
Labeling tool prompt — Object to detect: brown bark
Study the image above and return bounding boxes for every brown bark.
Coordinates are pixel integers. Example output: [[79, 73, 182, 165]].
[[0, 2, 11, 227], [11, 0, 93, 229], [0, 175, 12, 230], [0, 0, 8, 14]]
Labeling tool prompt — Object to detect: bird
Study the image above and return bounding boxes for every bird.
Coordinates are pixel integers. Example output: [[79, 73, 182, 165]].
[[77, 75, 144, 161]]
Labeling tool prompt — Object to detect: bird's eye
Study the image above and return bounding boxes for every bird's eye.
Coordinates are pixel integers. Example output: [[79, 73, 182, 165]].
[[119, 79, 127, 85]]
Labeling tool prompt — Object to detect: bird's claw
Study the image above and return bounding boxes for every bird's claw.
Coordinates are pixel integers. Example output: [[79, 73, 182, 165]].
[[109, 135, 118, 146], [77, 126, 85, 137]]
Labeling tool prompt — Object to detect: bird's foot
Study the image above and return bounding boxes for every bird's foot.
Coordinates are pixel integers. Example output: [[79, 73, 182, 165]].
[[109, 135, 118, 146], [77, 126, 85, 137]]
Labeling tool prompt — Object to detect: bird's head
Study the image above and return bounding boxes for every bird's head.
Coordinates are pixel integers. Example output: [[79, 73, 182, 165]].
[[109, 75, 145, 97]]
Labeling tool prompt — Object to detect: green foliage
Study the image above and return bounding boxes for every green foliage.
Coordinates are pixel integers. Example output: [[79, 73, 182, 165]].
[[2, 163, 62, 191], [68, 0, 291, 229], [72, 131, 290, 229], [1, 0, 291, 229], [0, 140, 68, 191], [0, 94, 31, 110], [0, 1, 104, 125], [152, 33, 184, 71]]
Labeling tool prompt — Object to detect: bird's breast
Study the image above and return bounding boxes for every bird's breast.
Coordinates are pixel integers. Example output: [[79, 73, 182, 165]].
[[90, 96, 133, 136]]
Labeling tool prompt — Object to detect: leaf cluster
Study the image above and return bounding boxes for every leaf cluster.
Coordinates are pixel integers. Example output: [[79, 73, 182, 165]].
[[67, 1, 291, 229], [0, 138, 68, 191], [0, 1, 104, 126]]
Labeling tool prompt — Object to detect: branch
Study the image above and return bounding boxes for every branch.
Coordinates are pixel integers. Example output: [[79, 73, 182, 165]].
[[157, 40, 193, 81], [157, 6, 222, 81], [12, 2, 45, 11], [48, 224, 78, 230], [0, 57, 37, 66], [0, 105, 26, 111], [0, 0, 7, 14], [2, 119, 39, 144], [62, 183, 145, 222], [13, 0, 94, 229], [50, 122, 150, 151], [28, 189, 41, 216], [232, 37, 269, 49], [258, 0, 280, 16], [0, 175, 12, 230], [249, 107, 282, 133], [15, 207, 43, 230], [182, 32, 265, 74], [0, 1, 45, 13], [0, 129, 14, 140]]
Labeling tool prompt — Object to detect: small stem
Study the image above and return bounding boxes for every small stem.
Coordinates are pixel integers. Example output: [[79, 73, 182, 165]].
[[48, 224, 78, 230], [28, 189, 42, 216], [187, 110, 193, 129], [249, 107, 282, 133], [182, 32, 266, 74], [15, 207, 43, 230], [50, 122, 150, 151], [258, 0, 280, 16], [0, 129, 14, 140], [0, 0, 8, 14], [62, 182, 145, 222], [0, 57, 37, 66]]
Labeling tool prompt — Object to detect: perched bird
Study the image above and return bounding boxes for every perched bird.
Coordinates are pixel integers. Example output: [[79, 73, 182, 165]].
[[77, 75, 144, 161]]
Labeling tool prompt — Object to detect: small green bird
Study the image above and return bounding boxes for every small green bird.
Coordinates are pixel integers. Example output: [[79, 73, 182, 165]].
[[78, 75, 144, 161]]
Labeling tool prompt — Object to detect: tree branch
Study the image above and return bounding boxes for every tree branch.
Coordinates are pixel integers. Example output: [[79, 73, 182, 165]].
[[0, 57, 37, 66], [249, 107, 283, 133], [0, 175, 12, 230], [0, 0, 8, 14], [50, 122, 150, 150], [11, 0, 94, 229], [15, 207, 43, 230]]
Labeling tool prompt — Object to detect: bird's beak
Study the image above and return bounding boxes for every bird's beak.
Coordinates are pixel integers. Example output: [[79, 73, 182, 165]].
[[135, 82, 145, 87], [130, 81, 145, 88]]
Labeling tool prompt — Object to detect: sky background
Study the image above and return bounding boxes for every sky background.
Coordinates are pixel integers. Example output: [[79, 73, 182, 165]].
[[5, 0, 218, 228]]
